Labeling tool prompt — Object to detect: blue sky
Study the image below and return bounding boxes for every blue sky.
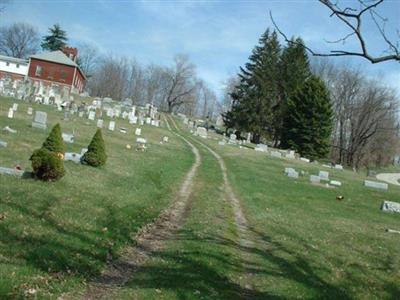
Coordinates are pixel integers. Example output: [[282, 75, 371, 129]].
[[1, 0, 399, 97]]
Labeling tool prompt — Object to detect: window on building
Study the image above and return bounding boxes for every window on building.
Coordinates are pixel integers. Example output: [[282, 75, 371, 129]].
[[48, 67, 55, 79], [6, 62, 10, 66], [60, 70, 67, 81], [16, 64, 20, 68], [35, 65, 42, 76]]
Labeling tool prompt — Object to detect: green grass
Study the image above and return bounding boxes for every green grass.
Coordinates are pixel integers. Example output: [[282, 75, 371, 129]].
[[199, 130, 400, 299], [0, 97, 193, 299]]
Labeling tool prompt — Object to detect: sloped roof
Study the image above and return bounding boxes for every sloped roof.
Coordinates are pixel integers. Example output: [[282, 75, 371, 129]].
[[30, 50, 86, 79], [30, 50, 78, 67], [0, 54, 29, 64]]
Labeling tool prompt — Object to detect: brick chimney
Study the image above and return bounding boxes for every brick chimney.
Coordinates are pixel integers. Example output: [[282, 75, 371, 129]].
[[62, 47, 78, 62]]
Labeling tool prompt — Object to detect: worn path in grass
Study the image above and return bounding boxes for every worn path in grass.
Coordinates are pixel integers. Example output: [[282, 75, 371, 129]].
[[168, 116, 261, 298], [69, 117, 202, 299]]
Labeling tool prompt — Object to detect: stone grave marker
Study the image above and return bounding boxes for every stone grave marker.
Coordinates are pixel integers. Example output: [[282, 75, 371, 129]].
[[32, 111, 47, 129], [329, 180, 342, 187], [97, 119, 104, 128], [286, 150, 295, 159], [108, 121, 116, 131], [7, 108, 13, 119], [310, 175, 320, 184], [0, 140, 7, 148], [229, 134, 237, 144], [381, 201, 400, 213], [64, 152, 81, 163], [334, 164, 343, 170], [62, 133, 74, 143], [78, 111, 84, 118], [162, 136, 169, 143], [319, 171, 329, 181], [196, 127, 207, 138], [287, 169, 299, 178], [12, 103, 18, 111], [364, 180, 388, 191], [88, 111, 95, 120], [270, 151, 282, 158], [146, 117, 151, 125], [27, 107, 33, 115], [255, 144, 268, 152], [135, 128, 141, 136], [120, 127, 127, 134], [300, 157, 310, 163]]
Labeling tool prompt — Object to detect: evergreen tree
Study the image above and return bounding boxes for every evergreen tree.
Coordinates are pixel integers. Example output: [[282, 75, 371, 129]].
[[226, 29, 281, 143], [284, 76, 333, 160], [279, 38, 311, 148], [41, 24, 68, 51], [42, 123, 65, 154], [81, 129, 107, 167]]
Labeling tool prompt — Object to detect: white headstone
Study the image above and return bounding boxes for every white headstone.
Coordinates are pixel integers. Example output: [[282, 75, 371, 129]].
[[255, 144, 268, 152], [287, 170, 299, 178], [310, 175, 320, 184], [334, 164, 344, 170], [32, 111, 47, 129], [108, 121, 115, 131], [78, 111, 84, 117], [62, 133, 74, 143], [7, 108, 13, 119], [97, 119, 104, 128], [271, 151, 282, 158], [330, 180, 342, 187], [318, 171, 329, 181], [196, 127, 208, 138], [162, 136, 169, 143], [27, 107, 33, 115], [12, 103, 18, 111], [64, 152, 81, 163], [364, 180, 388, 190], [88, 111, 95, 120], [300, 157, 310, 163], [135, 128, 142, 136], [146, 117, 151, 125], [381, 201, 400, 213]]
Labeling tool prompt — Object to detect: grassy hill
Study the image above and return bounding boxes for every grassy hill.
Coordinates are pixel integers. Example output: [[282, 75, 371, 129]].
[[0, 97, 399, 299], [0, 97, 193, 299]]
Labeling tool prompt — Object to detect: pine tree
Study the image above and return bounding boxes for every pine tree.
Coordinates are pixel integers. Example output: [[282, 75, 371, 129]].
[[226, 29, 281, 143], [81, 129, 107, 167], [41, 24, 68, 51], [284, 76, 333, 160], [42, 123, 65, 154], [279, 38, 311, 148]]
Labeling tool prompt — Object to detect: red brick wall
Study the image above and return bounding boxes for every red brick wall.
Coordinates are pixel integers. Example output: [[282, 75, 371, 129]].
[[28, 58, 86, 93]]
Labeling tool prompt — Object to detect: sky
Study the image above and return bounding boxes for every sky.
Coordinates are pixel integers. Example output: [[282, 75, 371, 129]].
[[1, 0, 399, 97]]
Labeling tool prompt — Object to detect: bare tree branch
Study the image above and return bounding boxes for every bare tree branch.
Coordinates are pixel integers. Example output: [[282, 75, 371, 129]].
[[270, 0, 400, 64]]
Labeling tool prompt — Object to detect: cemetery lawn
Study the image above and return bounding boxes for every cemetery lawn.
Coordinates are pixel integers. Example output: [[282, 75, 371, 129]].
[[201, 131, 400, 299], [0, 97, 194, 299]]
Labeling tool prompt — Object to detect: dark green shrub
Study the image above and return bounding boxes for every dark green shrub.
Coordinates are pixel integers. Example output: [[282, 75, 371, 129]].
[[30, 148, 65, 181], [42, 123, 65, 154], [81, 129, 107, 167]]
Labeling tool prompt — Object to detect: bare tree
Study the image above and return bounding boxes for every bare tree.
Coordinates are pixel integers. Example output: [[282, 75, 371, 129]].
[[0, 22, 40, 58], [77, 43, 99, 77], [271, 0, 400, 63], [164, 54, 197, 112]]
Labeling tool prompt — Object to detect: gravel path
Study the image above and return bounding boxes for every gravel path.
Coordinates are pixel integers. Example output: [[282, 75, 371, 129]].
[[376, 173, 400, 186]]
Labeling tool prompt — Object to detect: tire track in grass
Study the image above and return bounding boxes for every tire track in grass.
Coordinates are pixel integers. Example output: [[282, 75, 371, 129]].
[[168, 116, 257, 299], [66, 115, 202, 300]]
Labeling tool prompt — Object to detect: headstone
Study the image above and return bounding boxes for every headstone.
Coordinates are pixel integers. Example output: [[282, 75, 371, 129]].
[[270, 151, 282, 158], [218, 140, 226, 146], [255, 144, 268, 152], [196, 127, 207, 138], [3, 126, 17, 133], [162, 136, 169, 143], [64, 152, 81, 163], [0, 167, 24, 177], [287, 170, 299, 178], [122, 111, 128, 119], [310, 175, 320, 184], [32, 111, 47, 129], [364, 180, 388, 191], [62, 133, 74, 143], [108, 121, 116, 131], [322, 164, 332, 168], [0, 140, 7, 148], [7, 108, 13, 119], [80, 148, 88, 156], [334, 164, 344, 170], [88, 111, 95, 120], [286, 150, 295, 159], [330, 180, 342, 187], [120, 127, 127, 134], [381, 201, 400, 213], [136, 137, 147, 151], [27, 107, 33, 115], [12, 103, 18, 111], [135, 128, 142, 136], [146, 117, 151, 125], [229, 134, 237, 144], [97, 119, 104, 128], [284, 167, 296, 174], [318, 171, 329, 181], [78, 111, 84, 118], [300, 157, 310, 163]]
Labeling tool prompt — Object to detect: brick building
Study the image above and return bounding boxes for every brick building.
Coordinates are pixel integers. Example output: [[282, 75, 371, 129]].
[[28, 50, 86, 93]]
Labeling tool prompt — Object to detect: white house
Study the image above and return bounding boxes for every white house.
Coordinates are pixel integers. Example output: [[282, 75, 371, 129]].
[[0, 55, 29, 80]]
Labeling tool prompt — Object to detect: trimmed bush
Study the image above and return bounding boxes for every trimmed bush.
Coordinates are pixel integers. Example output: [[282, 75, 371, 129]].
[[30, 148, 65, 181], [42, 123, 65, 154], [81, 129, 107, 167]]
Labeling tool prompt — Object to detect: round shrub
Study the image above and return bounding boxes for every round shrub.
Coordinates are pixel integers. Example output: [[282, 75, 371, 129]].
[[42, 123, 65, 154], [30, 148, 65, 181], [81, 129, 107, 167]]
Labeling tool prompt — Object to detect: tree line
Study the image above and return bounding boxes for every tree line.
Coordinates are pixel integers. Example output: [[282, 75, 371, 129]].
[[223, 28, 399, 168]]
